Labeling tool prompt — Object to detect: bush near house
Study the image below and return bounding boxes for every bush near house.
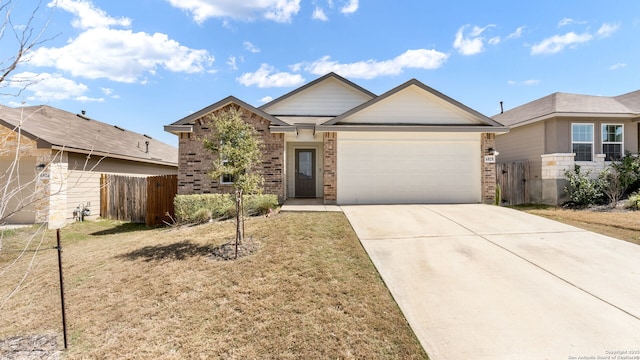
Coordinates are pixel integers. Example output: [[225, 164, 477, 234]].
[[564, 152, 640, 208], [174, 194, 279, 223]]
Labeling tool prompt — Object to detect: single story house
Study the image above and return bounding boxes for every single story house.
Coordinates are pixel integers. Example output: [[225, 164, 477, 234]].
[[0, 105, 178, 227], [493, 90, 640, 205], [165, 73, 508, 205]]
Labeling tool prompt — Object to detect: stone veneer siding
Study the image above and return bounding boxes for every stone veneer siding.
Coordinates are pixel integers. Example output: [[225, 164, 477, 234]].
[[322, 132, 337, 204], [177, 105, 285, 201], [481, 133, 497, 204]]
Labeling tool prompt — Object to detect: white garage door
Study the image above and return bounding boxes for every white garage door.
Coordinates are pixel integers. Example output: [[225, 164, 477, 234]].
[[337, 132, 481, 204]]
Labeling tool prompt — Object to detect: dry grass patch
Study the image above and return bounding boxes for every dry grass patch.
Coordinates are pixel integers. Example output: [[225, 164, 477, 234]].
[[1, 213, 427, 359], [515, 205, 640, 246]]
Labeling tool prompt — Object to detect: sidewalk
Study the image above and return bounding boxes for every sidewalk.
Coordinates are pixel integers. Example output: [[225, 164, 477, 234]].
[[280, 198, 342, 212]]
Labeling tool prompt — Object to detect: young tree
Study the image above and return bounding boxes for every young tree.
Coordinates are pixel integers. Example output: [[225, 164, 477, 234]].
[[202, 107, 263, 258]]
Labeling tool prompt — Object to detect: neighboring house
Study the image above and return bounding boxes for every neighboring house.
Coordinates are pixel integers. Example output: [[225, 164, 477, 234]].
[[165, 73, 508, 205], [0, 105, 178, 226], [494, 90, 640, 205]]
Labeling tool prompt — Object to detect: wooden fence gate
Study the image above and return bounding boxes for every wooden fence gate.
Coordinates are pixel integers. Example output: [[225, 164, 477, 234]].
[[100, 174, 177, 226], [496, 161, 530, 206]]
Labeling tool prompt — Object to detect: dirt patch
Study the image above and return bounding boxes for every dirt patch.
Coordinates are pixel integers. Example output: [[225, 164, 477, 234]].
[[0, 334, 61, 360], [209, 237, 260, 261]]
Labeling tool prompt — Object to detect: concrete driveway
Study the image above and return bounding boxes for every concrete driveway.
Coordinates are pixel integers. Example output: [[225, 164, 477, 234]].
[[342, 204, 640, 360]]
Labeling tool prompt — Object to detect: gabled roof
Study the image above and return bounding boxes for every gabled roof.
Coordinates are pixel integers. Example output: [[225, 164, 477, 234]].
[[0, 105, 177, 166], [258, 72, 376, 114], [165, 96, 289, 134], [493, 91, 640, 128], [322, 79, 506, 129]]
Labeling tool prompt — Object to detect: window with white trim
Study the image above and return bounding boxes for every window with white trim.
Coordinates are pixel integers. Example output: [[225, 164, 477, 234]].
[[571, 123, 593, 161], [601, 124, 623, 161]]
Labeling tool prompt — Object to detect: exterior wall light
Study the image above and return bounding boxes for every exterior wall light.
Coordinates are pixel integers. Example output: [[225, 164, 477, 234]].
[[487, 148, 499, 156], [36, 163, 46, 172]]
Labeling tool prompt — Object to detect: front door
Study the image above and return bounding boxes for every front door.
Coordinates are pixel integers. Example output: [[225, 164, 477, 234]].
[[295, 149, 315, 197]]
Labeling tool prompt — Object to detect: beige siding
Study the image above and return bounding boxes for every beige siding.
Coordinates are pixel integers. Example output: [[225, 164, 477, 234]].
[[262, 78, 372, 115], [65, 171, 101, 220], [344, 86, 481, 125], [0, 156, 37, 224], [495, 122, 544, 184], [544, 118, 639, 154], [496, 122, 545, 163]]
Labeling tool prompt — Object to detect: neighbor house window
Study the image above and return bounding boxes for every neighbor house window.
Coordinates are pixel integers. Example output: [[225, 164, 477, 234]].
[[602, 124, 623, 161], [572, 123, 594, 161]]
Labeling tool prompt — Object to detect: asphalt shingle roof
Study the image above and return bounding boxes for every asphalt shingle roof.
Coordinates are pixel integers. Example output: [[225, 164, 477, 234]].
[[493, 90, 640, 127], [0, 105, 177, 166]]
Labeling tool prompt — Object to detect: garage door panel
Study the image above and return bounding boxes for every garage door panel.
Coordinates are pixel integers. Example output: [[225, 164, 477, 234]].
[[337, 133, 481, 204]]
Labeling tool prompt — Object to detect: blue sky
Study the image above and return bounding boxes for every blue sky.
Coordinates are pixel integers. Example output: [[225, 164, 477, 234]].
[[1, 0, 639, 147]]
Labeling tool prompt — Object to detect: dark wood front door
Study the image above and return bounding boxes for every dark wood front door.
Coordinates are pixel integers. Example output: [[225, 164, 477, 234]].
[[295, 149, 315, 197]]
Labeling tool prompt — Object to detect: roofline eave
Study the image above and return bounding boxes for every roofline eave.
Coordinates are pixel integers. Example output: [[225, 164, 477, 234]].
[[50, 145, 178, 167]]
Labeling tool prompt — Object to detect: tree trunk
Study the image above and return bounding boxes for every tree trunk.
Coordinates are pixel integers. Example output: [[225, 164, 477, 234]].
[[235, 189, 244, 259]]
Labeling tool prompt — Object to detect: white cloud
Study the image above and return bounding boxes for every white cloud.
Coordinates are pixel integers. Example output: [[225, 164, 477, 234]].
[[508, 79, 540, 86], [9, 72, 91, 101], [530, 31, 593, 55], [101, 87, 113, 95], [453, 24, 496, 55], [237, 64, 305, 87], [340, 0, 359, 14], [609, 63, 627, 70], [312, 7, 328, 21], [597, 23, 619, 38], [29, 28, 214, 83], [243, 41, 261, 53], [50, 0, 131, 29], [75, 95, 104, 102], [302, 49, 449, 79], [259, 96, 274, 103], [166, 0, 301, 24], [558, 18, 587, 27], [227, 56, 238, 70], [506, 26, 525, 40], [488, 36, 501, 45]]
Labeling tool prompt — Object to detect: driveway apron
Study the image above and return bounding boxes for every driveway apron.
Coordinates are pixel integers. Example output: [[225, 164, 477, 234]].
[[342, 204, 640, 360]]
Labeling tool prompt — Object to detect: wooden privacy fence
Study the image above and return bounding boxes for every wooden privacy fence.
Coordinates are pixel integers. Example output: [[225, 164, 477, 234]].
[[496, 161, 530, 206], [100, 174, 177, 226]]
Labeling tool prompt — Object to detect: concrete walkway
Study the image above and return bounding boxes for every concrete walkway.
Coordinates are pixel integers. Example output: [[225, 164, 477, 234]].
[[342, 204, 640, 360], [280, 198, 342, 212]]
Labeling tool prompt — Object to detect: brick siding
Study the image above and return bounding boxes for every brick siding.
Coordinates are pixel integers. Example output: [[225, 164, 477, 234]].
[[322, 132, 337, 204], [481, 133, 496, 204], [177, 105, 285, 201]]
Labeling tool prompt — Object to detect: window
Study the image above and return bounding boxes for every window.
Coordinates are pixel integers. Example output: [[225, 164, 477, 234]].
[[572, 123, 593, 161], [220, 160, 233, 184], [602, 124, 623, 161]]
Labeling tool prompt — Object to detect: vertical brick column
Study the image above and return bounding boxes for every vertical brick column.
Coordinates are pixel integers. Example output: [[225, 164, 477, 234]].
[[481, 133, 496, 204], [323, 132, 337, 204]]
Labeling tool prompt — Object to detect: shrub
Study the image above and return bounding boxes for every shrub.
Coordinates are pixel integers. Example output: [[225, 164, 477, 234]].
[[174, 194, 235, 223], [245, 194, 279, 216], [174, 194, 279, 224], [609, 151, 640, 195], [564, 165, 605, 207], [626, 191, 640, 210], [192, 208, 212, 224]]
